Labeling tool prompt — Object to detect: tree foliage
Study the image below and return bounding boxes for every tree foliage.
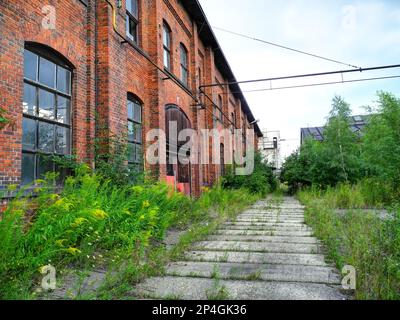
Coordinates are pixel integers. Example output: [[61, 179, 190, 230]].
[[281, 92, 400, 202], [222, 152, 277, 195]]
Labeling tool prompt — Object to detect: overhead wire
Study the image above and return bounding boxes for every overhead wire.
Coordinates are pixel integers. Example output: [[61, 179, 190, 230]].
[[212, 25, 360, 69]]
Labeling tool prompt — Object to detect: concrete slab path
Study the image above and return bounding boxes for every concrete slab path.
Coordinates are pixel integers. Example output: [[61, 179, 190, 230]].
[[134, 197, 348, 300]]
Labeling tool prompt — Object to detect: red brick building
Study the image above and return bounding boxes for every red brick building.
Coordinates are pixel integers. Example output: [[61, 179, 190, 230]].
[[0, 0, 262, 201]]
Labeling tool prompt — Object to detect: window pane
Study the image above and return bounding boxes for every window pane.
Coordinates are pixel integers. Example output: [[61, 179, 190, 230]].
[[23, 83, 36, 116], [127, 0, 138, 17], [57, 66, 71, 94], [38, 122, 54, 152], [37, 155, 54, 179], [127, 100, 134, 120], [133, 102, 141, 123], [126, 16, 137, 43], [128, 142, 135, 163], [38, 89, 55, 120], [163, 26, 170, 48], [164, 50, 170, 69], [134, 124, 142, 143], [57, 96, 71, 124], [24, 50, 38, 81], [180, 45, 187, 66], [135, 144, 142, 163], [128, 121, 134, 142], [55, 126, 70, 154], [22, 117, 36, 150], [181, 67, 188, 85], [21, 153, 35, 185], [39, 57, 56, 88]]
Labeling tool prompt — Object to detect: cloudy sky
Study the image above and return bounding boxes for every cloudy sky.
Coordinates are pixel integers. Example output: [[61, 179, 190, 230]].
[[198, 0, 400, 159]]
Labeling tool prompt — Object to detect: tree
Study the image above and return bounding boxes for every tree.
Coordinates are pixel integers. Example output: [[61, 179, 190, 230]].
[[362, 92, 400, 195], [322, 95, 361, 184]]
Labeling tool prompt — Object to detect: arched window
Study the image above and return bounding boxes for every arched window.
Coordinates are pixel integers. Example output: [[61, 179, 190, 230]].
[[180, 44, 188, 86], [126, 0, 139, 43], [127, 94, 143, 171], [163, 22, 172, 70], [22, 45, 72, 185]]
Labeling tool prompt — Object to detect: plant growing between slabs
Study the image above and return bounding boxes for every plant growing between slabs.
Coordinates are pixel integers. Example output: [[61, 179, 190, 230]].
[[0, 107, 10, 130]]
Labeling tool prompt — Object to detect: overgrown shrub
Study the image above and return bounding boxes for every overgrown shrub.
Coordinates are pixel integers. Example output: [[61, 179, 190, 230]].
[[299, 189, 400, 299], [0, 165, 258, 299], [281, 92, 400, 206], [222, 152, 277, 195], [94, 133, 145, 186]]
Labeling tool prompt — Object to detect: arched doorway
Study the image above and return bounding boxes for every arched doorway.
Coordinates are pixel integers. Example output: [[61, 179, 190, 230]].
[[165, 105, 192, 195]]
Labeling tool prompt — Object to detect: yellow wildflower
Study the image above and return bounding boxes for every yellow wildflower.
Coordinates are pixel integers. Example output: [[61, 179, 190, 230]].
[[131, 186, 144, 194], [54, 198, 73, 210], [66, 247, 81, 255], [71, 217, 88, 228], [139, 214, 145, 221], [91, 209, 108, 220], [55, 239, 67, 247], [48, 194, 59, 201], [7, 184, 17, 192], [123, 209, 132, 216], [142, 200, 150, 208]]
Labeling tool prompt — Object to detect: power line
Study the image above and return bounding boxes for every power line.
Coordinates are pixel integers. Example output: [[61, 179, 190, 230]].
[[199, 64, 400, 89], [212, 25, 360, 69], [220, 74, 400, 94]]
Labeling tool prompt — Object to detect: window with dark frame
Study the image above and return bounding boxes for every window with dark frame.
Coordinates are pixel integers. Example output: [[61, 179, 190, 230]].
[[163, 22, 171, 70], [180, 43, 188, 86], [213, 95, 223, 127], [126, 0, 139, 43], [213, 104, 218, 128], [22, 48, 72, 185], [218, 95, 223, 122], [127, 95, 143, 172], [230, 112, 235, 133], [220, 143, 225, 177]]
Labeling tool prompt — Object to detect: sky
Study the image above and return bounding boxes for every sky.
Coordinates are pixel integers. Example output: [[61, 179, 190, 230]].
[[198, 0, 400, 159]]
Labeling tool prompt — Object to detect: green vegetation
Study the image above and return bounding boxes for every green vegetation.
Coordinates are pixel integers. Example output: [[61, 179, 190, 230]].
[[299, 189, 400, 299], [281, 91, 400, 205], [280, 91, 400, 300], [0, 107, 10, 129], [222, 152, 277, 195], [0, 165, 258, 300]]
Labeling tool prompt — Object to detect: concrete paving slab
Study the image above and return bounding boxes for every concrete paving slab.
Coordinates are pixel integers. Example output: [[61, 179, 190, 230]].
[[134, 276, 346, 300], [191, 241, 322, 254]]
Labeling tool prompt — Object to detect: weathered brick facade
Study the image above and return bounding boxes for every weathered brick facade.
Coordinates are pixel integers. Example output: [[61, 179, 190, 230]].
[[0, 0, 262, 205]]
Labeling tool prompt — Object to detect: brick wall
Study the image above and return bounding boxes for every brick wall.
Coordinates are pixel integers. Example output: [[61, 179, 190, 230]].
[[0, 0, 95, 192], [0, 0, 261, 206]]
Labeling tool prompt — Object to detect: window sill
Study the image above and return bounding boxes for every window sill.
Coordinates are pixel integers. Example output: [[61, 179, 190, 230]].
[[163, 68, 191, 92], [79, 0, 88, 7], [0, 185, 63, 200]]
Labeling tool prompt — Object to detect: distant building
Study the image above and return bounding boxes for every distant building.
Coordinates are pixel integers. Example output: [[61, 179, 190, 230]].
[[300, 115, 370, 145], [258, 130, 282, 171]]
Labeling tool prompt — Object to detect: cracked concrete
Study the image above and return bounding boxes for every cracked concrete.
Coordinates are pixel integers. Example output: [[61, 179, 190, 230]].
[[134, 197, 350, 300]]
